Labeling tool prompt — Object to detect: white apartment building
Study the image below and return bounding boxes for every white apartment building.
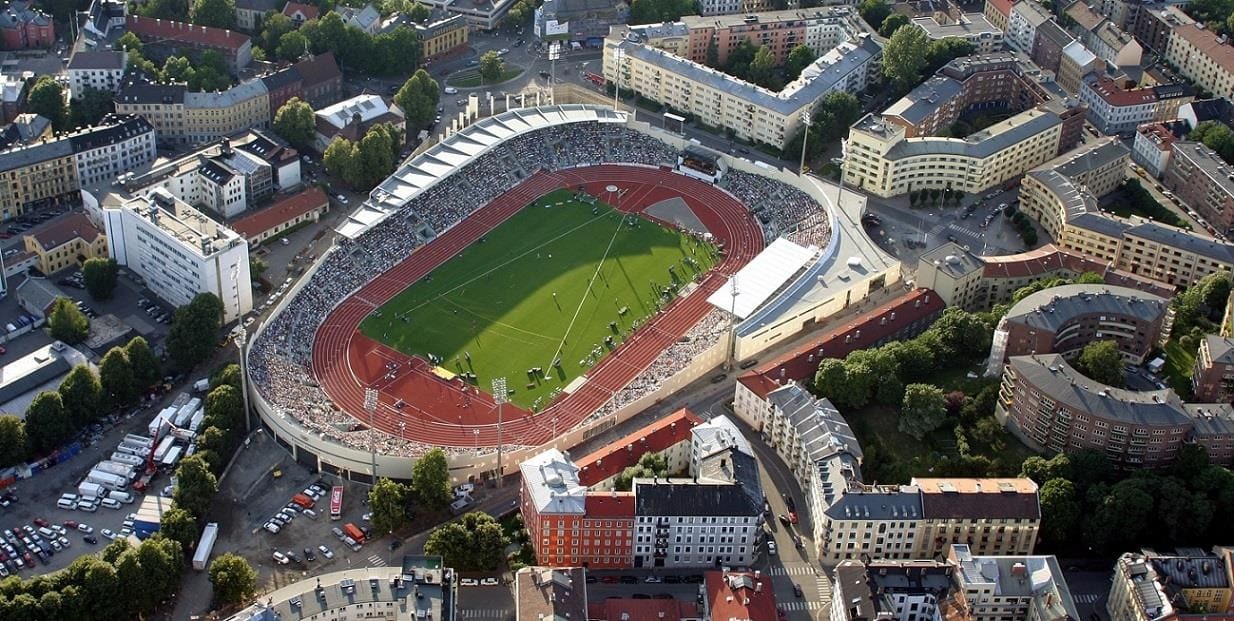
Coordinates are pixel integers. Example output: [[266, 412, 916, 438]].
[[67, 50, 127, 100], [948, 544, 1080, 621], [912, 13, 1005, 53], [68, 114, 157, 188], [689, 415, 751, 477], [1132, 120, 1186, 177], [100, 189, 252, 322], [1078, 75, 1193, 136], [604, 25, 881, 149], [1164, 23, 1234, 103], [1006, 1, 1052, 53]]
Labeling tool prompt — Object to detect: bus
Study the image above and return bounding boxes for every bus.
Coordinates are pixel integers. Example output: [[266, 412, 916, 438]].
[[330, 486, 344, 520]]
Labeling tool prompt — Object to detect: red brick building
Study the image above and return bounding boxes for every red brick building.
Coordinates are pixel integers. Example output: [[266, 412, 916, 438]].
[[0, 1, 53, 51], [125, 15, 253, 70], [574, 408, 702, 489], [703, 569, 779, 621]]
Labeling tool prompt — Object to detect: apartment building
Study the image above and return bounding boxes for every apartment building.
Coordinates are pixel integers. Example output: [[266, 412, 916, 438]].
[[124, 16, 252, 71], [230, 186, 328, 246], [233, 0, 277, 31], [338, 4, 381, 34], [704, 569, 779, 620], [21, 213, 107, 275], [0, 113, 50, 150], [1078, 75, 1193, 136], [842, 98, 1085, 199], [982, 0, 1012, 32], [116, 78, 269, 148], [603, 23, 881, 149], [1031, 20, 1075, 74], [1058, 41, 1102, 95], [911, 478, 1040, 559], [415, 13, 468, 60], [415, 0, 516, 30], [573, 408, 702, 491], [666, 8, 869, 66], [1194, 335, 1234, 404], [1134, 6, 1191, 55], [514, 567, 587, 621], [314, 94, 405, 152], [0, 1, 52, 50], [912, 13, 1004, 54], [1108, 550, 1234, 621], [533, 0, 627, 45], [520, 413, 762, 569], [100, 188, 252, 322], [995, 353, 1234, 466], [1163, 141, 1234, 235], [917, 241, 1177, 312], [1132, 119, 1187, 177], [0, 141, 78, 222], [830, 544, 1079, 621], [1065, 3, 1143, 68], [1007, 1, 1052, 53], [1165, 23, 1234, 105], [992, 283, 1173, 368], [880, 53, 1054, 139], [67, 50, 127, 99], [260, 53, 343, 119], [69, 114, 157, 188]]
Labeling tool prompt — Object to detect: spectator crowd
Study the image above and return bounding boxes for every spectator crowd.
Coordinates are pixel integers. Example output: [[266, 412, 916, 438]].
[[248, 120, 824, 457]]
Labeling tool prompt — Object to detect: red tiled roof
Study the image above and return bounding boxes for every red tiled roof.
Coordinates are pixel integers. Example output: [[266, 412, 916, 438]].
[[737, 373, 780, 400], [230, 186, 328, 239], [583, 491, 635, 518], [574, 408, 704, 487], [739, 288, 945, 387], [980, 244, 1176, 298], [705, 571, 778, 621], [126, 15, 250, 53], [282, 1, 319, 20], [588, 598, 698, 621], [28, 213, 100, 250], [1085, 75, 1158, 107], [1175, 23, 1234, 77], [985, 0, 1013, 18]]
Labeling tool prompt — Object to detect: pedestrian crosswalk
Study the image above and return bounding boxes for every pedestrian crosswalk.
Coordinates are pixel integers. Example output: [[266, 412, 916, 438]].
[[767, 565, 818, 576], [459, 609, 510, 619], [778, 600, 826, 612], [366, 554, 383, 566], [1074, 593, 1101, 604]]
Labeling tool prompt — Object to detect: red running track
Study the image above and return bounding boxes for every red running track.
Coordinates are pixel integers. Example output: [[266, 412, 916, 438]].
[[311, 165, 763, 448]]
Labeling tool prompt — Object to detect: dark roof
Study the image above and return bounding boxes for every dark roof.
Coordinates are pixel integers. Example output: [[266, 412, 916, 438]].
[[1036, 20, 1074, 49], [235, 0, 278, 10], [825, 487, 922, 520], [1184, 98, 1233, 126], [633, 450, 761, 517], [115, 81, 186, 105], [67, 114, 153, 153], [292, 52, 341, 89], [126, 16, 251, 53], [238, 130, 297, 163], [914, 478, 1040, 520], [198, 160, 234, 184], [260, 63, 303, 92], [29, 213, 101, 249], [1125, 221, 1234, 263], [68, 50, 127, 70], [0, 356, 70, 405]]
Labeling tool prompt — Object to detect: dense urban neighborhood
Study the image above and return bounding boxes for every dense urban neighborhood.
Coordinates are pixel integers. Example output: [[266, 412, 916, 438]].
[[1, 0, 1234, 618]]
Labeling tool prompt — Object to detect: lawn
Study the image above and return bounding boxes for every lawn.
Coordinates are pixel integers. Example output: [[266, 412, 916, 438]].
[[359, 189, 716, 410], [447, 67, 524, 88], [1162, 339, 1197, 397]]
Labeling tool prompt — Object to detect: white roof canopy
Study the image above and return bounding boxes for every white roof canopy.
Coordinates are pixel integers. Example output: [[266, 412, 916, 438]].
[[707, 238, 814, 319]]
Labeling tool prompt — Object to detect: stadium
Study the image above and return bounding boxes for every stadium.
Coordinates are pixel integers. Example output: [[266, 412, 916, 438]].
[[245, 105, 900, 483]]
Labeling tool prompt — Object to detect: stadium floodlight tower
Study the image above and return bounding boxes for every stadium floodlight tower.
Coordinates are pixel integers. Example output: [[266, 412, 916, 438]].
[[549, 42, 560, 103], [612, 48, 625, 112], [364, 388, 378, 482], [799, 116, 812, 175], [492, 376, 507, 488], [234, 327, 252, 433]]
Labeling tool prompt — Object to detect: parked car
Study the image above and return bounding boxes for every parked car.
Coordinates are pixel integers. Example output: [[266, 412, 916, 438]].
[[83, 535, 98, 545], [460, 578, 478, 586], [481, 577, 499, 586], [272, 551, 289, 565], [318, 545, 334, 559]]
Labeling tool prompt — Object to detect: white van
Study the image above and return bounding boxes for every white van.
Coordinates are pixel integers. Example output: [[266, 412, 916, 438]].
[[57, 498, 76, 510], [302, 509, 317, 520], [37, 527, 54, 539], [76, 499, 98, 512], [59, 493, 79, 503], [108, 491, 135, 504], [100, 498, 121, 510]]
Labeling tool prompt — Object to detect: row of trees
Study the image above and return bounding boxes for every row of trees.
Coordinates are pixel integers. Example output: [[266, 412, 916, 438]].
[[0, 535, 184, 620], [299, 12, 421, 77], [366, 448, 453, 535], [323, 123, 404, 190], [881, 26, 975, 94], [117, 33, 234, 93], [26, 76, 115, 133], [0, 335, 162, 465], [1026, 446, 1234, 554], [424, 512, 509, 571]]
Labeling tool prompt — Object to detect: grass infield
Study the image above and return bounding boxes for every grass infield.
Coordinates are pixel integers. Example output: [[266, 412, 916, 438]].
[[359, 189, 717, 409]]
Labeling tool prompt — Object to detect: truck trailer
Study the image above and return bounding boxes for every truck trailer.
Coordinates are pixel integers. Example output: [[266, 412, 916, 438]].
[[77, 481, 104, 499], [110, 452, 145, 467], [192, 522, 219, 570], [86, 470, 128, 491], [115, 443, 151, 458], [94, 461, 136, 481], [152, 437, 176, 462], [123, 434, 154, 448]]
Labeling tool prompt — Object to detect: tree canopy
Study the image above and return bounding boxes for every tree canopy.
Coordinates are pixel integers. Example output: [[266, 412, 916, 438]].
[[209, 553, 258, 606], [628, 0, 697, 24], [858, 0, 891, 30], [881, 25, 930, 90], [615, 451, 669, 491], [59, 365, 102, 428], [99, 347, 136, 409], [784, 44, 817, 81], [0, 416, 28, 467], [125, 336, 162, 391], [173, 455, 219, 520], [394, 69, 440, 127], [27, 75, 67, 131], [898, 383, 948, 440], [878, 13, 911, 37], [322, 123, 402, 190], [167, 293, 224, 371], [189, 0, 237, 29], [25, 392, 71, 455], [424, 511, 508, 571], [48, 297, 89, 344], [369, 477, 412, 535], [70, 87, 116, 128], [411, 448, 452, 510], [1191, 120, 1234, 164], [273, 98, 316, 151], [479, 50, 504, 84], [82, 258, 119, 300], [1074, 340, 1125, 388]]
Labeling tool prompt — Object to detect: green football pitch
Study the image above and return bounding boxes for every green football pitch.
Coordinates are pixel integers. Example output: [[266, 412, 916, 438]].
[[358, 189, 718, 410]]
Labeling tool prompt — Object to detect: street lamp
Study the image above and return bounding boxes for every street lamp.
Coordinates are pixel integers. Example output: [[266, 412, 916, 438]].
[[492, 377, 507, 488], [234, 328, 252, 433]]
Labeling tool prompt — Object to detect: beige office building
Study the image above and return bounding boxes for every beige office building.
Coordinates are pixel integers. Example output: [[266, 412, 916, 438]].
[[1164, 23, 1234, 106]]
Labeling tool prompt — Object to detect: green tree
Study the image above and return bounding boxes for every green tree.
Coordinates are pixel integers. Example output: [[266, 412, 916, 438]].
[[162, 55, 195, 83], [784, 44, 817, 81], [1075, 340, 1125, 388], [82, 257, 119, 300], [1084, 479, 1154, 552], [259, 12, 295, 55], [48, 297, 89, 344], [190, 0, 237, 28], [208, 553, 258, 606], [881, 25, 930, 90], [407, 1, 431, 21], [369, 477, 412, 535], [424, 511, 508, 571], [479, 50, 504, 83], [357, 123, 399, 188], [125, 336, 162, 391], [117, 32, 143, 52], [159, 506, 200, 553], [167, 293, 224, 371], [277, 30, 310, 61], [924, 38, 975, 74], [411, 448, 452, 510], [615, 451, 669, 491], [0, 416, 27, 467], [898, 383, 947, 440], [394, 69, 440, 127], [1191, 120, 1234, 163], [137, 534, 185, 606], [24, 392, 71, 454], [922, 307, 993, 364], [99, 346, 136, 408], [59, 364, 102, 428], [211, 363, 242, 391], [705, 38, 720, 68], [746, 46, 778, 89], [1020, 453, 1072, 485], [203, 384, 244, 436], [628, 0, 695, 24], [323, 137, 359, 186], [27, 75, 67, 131], [138, 0, 189, 19], [1038, 477, 1079, 546], [878, 13, 910, 37], [273, 98, 316, 151], [814, 91, 862, 142], [173, 454, 219, 520], [70, 87, 116, 128], [813, 358, 849, 403], [858, 0, 891, 30]]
